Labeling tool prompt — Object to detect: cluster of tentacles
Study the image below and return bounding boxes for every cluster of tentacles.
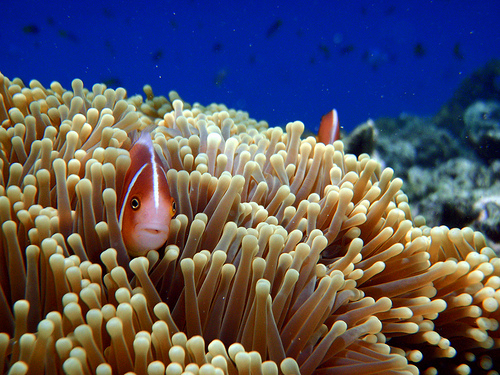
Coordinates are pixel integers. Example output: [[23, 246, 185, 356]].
[[0, 73, 499, 374]]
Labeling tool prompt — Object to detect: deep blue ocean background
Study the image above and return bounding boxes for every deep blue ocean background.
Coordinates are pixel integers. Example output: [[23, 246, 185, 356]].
[[1, 0, 499, 133]]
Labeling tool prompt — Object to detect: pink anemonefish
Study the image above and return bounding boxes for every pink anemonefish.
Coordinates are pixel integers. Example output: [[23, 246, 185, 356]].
[[118, 132, 176, 256], [317, 109, 341, 145]]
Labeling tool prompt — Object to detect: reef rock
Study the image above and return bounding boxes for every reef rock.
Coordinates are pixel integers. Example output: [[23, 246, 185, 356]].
[[464, 100, 500, 162], [372, 112, 500, 251], [374, 114, 469, 178], [434, 58, 500, 135]]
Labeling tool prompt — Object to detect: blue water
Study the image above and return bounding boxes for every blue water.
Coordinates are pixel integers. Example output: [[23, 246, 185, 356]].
[[1, 0, 499, 132]]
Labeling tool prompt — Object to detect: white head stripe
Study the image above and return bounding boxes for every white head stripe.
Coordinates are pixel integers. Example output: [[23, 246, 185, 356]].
[[118, 163, 147, 229], [151, 149, 160, 210]]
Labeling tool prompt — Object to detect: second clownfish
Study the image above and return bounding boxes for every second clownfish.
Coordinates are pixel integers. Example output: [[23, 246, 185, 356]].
[[317, 109, 341, 145], [118, 132, 175, 256]]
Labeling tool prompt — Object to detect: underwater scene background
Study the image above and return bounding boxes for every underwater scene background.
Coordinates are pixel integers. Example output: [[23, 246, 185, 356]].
[[1, 0, 499, 131], [1, 1, 500, 374]]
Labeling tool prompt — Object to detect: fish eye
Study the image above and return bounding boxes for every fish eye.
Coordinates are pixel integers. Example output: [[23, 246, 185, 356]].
[[130, 197, 140, 210], [171, 199, 177, 215]]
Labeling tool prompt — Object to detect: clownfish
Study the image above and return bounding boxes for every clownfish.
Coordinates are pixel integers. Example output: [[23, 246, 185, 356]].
[[118, 132, 175, 256], [317, 109, 341, 145]]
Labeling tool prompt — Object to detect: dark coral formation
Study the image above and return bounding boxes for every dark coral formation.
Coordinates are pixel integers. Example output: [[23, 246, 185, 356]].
[[434, 58, 500, 136]]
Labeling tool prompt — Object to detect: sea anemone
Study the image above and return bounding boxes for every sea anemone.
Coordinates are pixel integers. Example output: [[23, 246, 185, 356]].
[[0, 72, 499, 374]]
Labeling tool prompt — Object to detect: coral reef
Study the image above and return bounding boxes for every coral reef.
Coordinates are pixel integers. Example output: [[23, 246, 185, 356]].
[[0, 72, 499, 374], [372, 108, 500, 250], [434, 58, 500, 135], [375, 114, 470, 175], [464, 100, 500, 162], [342, 119, 377, 157]]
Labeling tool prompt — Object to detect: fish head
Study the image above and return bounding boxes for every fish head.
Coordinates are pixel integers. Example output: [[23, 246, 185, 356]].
[[118, 132, 175, 256]]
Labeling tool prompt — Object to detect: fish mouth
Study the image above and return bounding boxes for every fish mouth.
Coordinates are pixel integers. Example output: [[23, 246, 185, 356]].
[[134, 223, 169, 235], [126, 223, 170, 256], [142, 228, 167, 235]]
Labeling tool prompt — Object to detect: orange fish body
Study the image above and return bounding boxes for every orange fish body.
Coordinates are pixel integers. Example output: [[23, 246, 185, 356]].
[[318, 109, 340, 144], [118, 132, 175, 256]]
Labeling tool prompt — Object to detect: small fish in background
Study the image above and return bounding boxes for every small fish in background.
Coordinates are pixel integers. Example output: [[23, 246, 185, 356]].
[[453, 42, 465, 60], [318, 44, 331, 60], [58, 29, 79, 43], [102, 7, 114, 18], [339, 44, 355, 55], [266, 19, 283, 38], [22, 24, 40, 34], [151, 49, 163, 61], [212, 42, 223, 53], [413, 42, 426, 58], [118, 132, 176, 256], [169, 19, 179, 30], [317, 109, 341, 144], [46, 17, 56, 26]]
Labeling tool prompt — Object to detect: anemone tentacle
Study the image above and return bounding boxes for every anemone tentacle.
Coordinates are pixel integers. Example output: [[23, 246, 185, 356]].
[[0, 73, 498, 374]]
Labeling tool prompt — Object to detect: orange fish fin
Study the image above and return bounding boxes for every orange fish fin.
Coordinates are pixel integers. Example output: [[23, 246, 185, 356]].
[[318, 109, 340, 144]]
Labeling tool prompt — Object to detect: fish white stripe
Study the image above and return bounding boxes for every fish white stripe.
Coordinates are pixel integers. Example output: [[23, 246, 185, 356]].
[[118, 163, 147, 229], [151, 149, 160, 210]]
